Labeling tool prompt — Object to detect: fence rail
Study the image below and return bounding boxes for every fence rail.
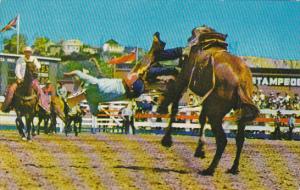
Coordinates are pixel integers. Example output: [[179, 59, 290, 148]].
[[1, 107, 300, 133]]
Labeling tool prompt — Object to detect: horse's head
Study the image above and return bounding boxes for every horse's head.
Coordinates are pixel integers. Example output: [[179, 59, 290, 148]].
[[24, 61, 38, 81], [27, 61, 37, 73]]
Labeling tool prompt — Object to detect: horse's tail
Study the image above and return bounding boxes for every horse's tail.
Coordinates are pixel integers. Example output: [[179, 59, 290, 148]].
[[236, 86, 259, 123]]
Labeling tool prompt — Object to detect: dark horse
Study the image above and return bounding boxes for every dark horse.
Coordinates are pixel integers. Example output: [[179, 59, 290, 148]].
[[64, 104, 87, 136], [158, 26, 259, 175], [34, 106, 51, 135], [32, 91, 68, 136], [14, 61, 38, 141]]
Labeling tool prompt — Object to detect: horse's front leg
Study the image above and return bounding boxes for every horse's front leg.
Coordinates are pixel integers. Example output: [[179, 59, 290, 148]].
[[26, 115, 34, 141], [161, 104, 178, 147], [44, 117, 50, 134], [161, 117, 174, 147], [16, 116, 26, 140]]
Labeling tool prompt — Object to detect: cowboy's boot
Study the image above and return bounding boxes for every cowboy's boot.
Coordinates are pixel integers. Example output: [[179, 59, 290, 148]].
[[1, 83, 17, 113], [149, 32, 166, 55]]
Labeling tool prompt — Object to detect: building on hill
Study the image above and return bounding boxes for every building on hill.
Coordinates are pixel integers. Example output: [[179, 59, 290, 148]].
[[82, 46, 99, 55], [102, 39, 124, 53], [62, 39, 82, 55]]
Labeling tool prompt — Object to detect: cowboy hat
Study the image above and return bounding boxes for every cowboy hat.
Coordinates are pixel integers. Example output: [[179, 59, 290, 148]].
[[23, 46, 33, 53]]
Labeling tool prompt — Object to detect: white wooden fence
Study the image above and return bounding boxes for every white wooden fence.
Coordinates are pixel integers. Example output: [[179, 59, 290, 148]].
[[1, 100, 300, 134]]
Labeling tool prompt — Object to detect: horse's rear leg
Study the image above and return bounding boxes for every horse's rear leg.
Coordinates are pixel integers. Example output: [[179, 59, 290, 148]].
[[31, 121, 37, 136], [44, 118, 50, 134], [16, 117, 26, 139], [200, 119, 227, 176], [194, 110, 206, 158], [78, 118, 82, 133], [65, 119, 71, 137], [50, 115, 57, 134], [227, 122, 245, 174], [74, 120, 78, 136], [37, 118, 42, 135]]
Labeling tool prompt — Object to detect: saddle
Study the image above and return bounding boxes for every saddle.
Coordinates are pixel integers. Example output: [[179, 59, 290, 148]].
[[188, 30, 228, 97], [189, 52, 215, 97]]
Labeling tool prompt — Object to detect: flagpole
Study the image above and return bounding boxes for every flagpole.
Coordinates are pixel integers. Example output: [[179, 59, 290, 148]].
[[136, 46, 138, 64], [0, 33, 3, 52], [16, 14, 20, 54]]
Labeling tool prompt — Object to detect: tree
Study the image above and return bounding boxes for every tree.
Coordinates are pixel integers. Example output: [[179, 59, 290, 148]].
[[3, 34, 27, 54], [33, 37, 50, 56]]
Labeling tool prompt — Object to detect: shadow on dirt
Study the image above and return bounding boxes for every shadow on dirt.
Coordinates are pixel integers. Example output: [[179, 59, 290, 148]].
[[114, 165, 189, 174]]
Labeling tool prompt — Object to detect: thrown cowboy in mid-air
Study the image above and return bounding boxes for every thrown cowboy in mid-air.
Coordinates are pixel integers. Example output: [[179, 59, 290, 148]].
[[64, 33, 178, 116], [1, 46, 50, 113]]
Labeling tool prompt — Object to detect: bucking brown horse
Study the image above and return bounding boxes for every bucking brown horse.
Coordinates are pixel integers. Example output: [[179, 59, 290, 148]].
[[157, 26, 259, 175], [14, 61, 38, 141]]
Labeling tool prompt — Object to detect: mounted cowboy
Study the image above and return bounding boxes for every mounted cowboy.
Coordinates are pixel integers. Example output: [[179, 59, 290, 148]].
[[1, 46, 50, 113]]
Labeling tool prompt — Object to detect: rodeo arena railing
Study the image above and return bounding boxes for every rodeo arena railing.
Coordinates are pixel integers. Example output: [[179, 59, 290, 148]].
[[0, 97, 300, 138], [91, 101, 300, 133]]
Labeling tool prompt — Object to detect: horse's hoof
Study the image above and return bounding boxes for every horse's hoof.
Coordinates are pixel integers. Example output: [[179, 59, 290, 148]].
[[194, 151, 205, 159], [21, 137, 27, 141], [226, 168, 239, 175], [199, 169, 214, 176], [161, 138, 172, 148]]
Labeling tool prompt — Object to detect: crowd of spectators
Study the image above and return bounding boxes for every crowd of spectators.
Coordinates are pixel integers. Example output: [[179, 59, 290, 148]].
[[252, 90, 300, 110]]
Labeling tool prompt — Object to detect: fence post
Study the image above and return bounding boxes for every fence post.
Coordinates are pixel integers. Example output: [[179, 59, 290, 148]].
[[57, 118, 64, 133], [91, 115, 97, 134]]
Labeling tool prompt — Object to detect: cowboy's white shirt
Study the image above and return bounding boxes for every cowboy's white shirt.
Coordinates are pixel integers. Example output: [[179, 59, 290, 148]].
[[15, 56, 41, 80]]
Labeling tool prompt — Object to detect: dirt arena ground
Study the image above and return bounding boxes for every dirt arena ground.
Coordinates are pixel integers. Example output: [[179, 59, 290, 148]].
[[0, 131, 299, 190]]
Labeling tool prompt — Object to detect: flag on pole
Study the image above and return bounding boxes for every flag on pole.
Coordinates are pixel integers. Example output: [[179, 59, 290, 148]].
[[108, 49, 136, 64], [1, 16, 18, 32]]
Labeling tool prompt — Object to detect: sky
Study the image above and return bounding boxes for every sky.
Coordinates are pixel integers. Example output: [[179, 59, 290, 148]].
[[0, 0, 299, 60]]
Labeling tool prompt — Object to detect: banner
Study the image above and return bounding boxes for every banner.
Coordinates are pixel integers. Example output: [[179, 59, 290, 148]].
[[252, 76, 300, 87], [108, 51, 136, 64]]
